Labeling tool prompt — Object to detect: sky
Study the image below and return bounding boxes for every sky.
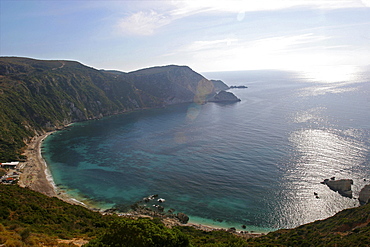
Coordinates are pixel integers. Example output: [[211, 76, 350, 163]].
[[1, 0, 370, 73]]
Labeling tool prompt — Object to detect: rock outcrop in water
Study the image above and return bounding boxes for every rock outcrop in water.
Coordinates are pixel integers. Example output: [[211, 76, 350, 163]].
[[359, 185, 370, 204], [322, 178, 353, 198], [177, 212, 189, 224], [208, 90, 241, 103]]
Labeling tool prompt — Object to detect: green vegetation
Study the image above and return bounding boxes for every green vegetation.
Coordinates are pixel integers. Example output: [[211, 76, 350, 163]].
[[86, 219, 189, 247], [2, 177, 370, 246], [2, 57, 370, 246], [0, 57, 225, 162], [0, 184, 248, 246], [177, 226, 250, 247], [0, 184, 112, 244], [0, 57, 163, 161], [247, 203, 370, 246]]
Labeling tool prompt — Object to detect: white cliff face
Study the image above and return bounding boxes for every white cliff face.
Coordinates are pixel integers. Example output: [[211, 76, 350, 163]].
[[359, 185, 370, 204], [324, 179, 353, 198]]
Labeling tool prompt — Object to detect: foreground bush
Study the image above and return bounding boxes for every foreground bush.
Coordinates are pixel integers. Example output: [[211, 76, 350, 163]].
[[86, 218, 189, 247]]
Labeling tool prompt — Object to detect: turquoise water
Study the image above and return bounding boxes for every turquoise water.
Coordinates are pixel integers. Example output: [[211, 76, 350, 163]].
[[42, 69, 370, 232]]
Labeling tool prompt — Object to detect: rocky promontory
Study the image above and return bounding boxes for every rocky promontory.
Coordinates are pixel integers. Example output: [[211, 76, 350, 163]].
[[208, 90, 241, 103]]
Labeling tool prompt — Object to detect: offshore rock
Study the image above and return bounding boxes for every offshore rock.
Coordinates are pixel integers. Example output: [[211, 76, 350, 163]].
[[177, 212, 189, 224], [208, 90, 241, 103], [359, 185, 370, 205], [323, 178, 353, 198]]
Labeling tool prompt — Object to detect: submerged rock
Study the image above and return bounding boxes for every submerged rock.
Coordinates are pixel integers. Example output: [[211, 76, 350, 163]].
[[359, 185, 370, 204], [322, 178, 353, 198]]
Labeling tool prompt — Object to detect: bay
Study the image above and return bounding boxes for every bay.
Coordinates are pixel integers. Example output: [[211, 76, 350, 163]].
[[42, 69, 370, 232]]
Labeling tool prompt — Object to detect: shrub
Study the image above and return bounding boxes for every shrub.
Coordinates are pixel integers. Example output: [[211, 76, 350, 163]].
[[86, 218, 189, 247]]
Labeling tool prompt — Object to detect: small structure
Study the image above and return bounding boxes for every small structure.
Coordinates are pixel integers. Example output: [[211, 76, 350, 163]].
[[0, 162, 19, 169]]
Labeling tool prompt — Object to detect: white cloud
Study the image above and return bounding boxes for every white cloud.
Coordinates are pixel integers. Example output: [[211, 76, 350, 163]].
[[118, 10, 171, 36], [116, 0, 369, 36], [183, 34, 326, 55], [171, 0, 370, 15], [185, 39, 238, 51], [166, 32, 368, 71]]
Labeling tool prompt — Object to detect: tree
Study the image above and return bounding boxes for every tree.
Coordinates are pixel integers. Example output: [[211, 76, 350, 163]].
[[86, 218, 189, 247]]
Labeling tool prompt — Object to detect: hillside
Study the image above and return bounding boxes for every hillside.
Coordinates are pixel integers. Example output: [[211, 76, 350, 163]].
[[1, 184, 370, 246], [0, 57, 230, 161], [3, 57, 370, 246]]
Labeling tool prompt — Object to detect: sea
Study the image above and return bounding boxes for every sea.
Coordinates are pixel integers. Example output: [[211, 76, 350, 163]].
[[42, 68, 370, 232]]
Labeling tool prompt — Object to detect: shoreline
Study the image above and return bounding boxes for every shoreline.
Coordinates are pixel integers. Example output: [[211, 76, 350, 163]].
[[17, 129, 265, 237], [18, 130, 88, 207]]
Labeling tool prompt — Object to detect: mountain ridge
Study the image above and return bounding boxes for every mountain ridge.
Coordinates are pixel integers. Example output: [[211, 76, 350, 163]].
[[0, 57, 232, 161]]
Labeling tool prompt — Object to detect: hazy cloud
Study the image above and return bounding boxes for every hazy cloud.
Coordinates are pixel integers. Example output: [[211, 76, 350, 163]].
[[185, 39, 238, 51], [116, 0, 369, 36], [118, 10, 171, 36]]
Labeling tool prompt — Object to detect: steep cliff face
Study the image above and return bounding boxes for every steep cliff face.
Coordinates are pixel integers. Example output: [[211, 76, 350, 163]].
[[126, 65, 224, 104], [0, 58, 140, 160], [0, 57, 232, 161]]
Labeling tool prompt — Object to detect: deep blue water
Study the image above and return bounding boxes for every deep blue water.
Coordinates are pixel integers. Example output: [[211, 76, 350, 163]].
[[43, 69, 370, 232]]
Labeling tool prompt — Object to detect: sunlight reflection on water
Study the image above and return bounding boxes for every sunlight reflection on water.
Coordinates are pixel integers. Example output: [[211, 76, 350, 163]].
[[297, 66, 362, 96], [300, 65, 360, 83], [274, 104, 369, 228]]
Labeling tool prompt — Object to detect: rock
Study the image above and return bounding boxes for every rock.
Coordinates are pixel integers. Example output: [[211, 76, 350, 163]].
[[323, 178, 353, 198], [157, 205, 164, 212], [321, 179, 329, 184], [177, 212, 189, 224], [228, 227, 236, 233], [230, 85, 248, 89], [207, 90, 241, 103], [242, 225, 247, 229], [157, 198, 165, 203], [168, 208, 175, 214], [359, 185, 370, 205]]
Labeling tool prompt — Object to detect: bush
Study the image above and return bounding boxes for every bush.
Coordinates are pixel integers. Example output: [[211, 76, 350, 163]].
[[86, 218, 189, 247]]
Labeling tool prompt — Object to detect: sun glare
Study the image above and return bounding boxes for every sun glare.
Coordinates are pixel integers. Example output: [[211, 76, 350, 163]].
[[299, 65, 360, 83]]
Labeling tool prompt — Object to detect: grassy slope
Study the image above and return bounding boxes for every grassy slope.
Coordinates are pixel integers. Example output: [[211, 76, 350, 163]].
[[248, 203, 370, 246], [1, 185, 370, 246]]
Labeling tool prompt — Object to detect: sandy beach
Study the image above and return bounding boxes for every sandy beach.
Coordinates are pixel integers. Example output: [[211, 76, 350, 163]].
[[18, 131, 86, 206], [18, 133, 57, 197], [17, 131, 263, 238]]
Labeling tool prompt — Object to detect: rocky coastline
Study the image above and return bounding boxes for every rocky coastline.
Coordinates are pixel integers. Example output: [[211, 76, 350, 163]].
[[321, 177, 370, 205]]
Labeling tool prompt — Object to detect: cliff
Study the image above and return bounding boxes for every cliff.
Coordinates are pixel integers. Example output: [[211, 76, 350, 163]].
[[126, 65, 227, 104], [0, 57, 232, 161], [323, 178, 353, 198]]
